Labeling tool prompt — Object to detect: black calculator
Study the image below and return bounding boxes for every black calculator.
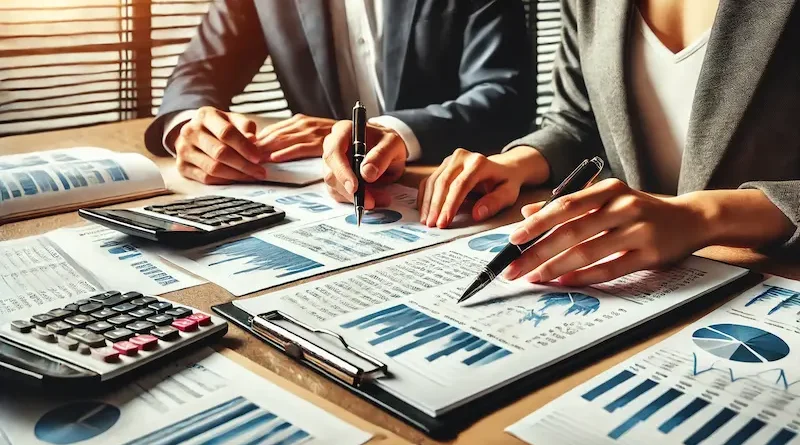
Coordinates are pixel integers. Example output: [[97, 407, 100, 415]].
[[0, 290, 227, 391], [78, 195, 286, 247]]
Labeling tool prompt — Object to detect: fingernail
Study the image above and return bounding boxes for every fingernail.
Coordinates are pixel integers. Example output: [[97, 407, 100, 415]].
[[344, 180, 355, 194], [420, 212, 427, 223], [504, 265, 520, 281], [362, 164, 379, 181], [527, 271, 542, 283], [437, 212, 448, 228], [510, 227, 528, 244], [476, 205, 489, 221]]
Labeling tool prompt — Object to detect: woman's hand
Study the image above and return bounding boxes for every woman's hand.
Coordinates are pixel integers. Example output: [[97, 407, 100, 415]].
[[504, 179, 715, 287], [418, 146, 549, 228]]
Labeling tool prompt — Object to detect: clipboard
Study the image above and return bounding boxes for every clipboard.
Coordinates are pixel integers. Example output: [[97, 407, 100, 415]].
[[212, 270, 762, 441]]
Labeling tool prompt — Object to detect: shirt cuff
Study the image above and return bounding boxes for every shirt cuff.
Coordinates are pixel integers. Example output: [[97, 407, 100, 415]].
[[369, 115, 422, 162], [162, 109, 197, 157]]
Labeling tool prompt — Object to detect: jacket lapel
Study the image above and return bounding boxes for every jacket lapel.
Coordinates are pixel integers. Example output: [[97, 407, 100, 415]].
[[679, 0, 796, 193], [294, 0, 342, 118], [382, 0, 418, 111]]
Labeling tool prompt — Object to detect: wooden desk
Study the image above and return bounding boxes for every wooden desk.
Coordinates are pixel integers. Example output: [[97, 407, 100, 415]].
[[2, 119, 799, 445]]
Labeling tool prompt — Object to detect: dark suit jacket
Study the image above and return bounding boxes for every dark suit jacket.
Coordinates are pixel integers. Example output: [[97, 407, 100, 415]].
[[505, 0, 800, 250], [145, 0, 534, 163]]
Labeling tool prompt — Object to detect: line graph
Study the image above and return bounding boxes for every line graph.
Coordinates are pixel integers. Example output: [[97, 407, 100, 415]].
[[203, 237, 323, 277], [745, 285, 800, 315], [519, 292, 601, 327]]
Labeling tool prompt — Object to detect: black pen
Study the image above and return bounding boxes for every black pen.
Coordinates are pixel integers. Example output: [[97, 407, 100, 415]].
[[458, 156, 605, 304], [351, 101, 367, 227]]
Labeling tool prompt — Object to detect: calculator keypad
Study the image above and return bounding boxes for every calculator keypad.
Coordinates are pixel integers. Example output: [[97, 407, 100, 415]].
[[143, 196, 277, 228]]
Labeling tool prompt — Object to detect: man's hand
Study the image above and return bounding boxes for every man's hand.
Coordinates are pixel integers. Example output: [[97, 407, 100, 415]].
[[174, 107, 268, 184], [256, 114, 335, 162], [322, 121, 407, 208]]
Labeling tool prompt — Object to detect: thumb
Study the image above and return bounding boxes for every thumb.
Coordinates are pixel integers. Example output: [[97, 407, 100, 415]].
[[521, 201, 546, 218], [472, 182, 519, 222]]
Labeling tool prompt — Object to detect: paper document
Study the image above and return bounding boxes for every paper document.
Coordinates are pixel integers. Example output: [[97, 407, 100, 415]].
[[235, 224, 748, 416], [506, 276, 800, 445], [262, 158, 324, 185], [163, 183, 485, 296], [0, 349, 372, 445], [0, 147, 165, 223]]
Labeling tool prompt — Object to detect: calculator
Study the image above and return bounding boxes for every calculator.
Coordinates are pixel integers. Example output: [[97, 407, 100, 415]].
[[78, 195, 286, 247], [0, 290, 227, 391]]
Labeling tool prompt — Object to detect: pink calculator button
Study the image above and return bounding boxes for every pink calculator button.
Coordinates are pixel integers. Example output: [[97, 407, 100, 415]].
[[172, 318, 198, 332], [187, 313, 212, 326], [112, 341, 140, 356], [130, 335, 158, 350], [91, 347, 120, 363]]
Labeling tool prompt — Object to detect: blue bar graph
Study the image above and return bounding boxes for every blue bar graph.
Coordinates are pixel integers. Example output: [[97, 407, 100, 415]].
[[13, 172, 38, 195], [659, 398, 711, 433], [745, 286, 800, 315], [684, 408, 737, 445], [340, 304, 512, 368], [608, 388, 682, 439], [582, 370, 636, 401], [29, 170, 58, 192], [376, 229, 420, 243], [767, 429, 798, 445], [604, 379, 658, 412], [99, 159, 130, 181], [724, 418, 766, 445], [205, 237, 323, 277], [0, 179, 9, 200]]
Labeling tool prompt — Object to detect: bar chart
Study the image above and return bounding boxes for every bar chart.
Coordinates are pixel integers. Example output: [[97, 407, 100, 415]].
[[201, 237, 323, 277], [745, 285, 800, 316]]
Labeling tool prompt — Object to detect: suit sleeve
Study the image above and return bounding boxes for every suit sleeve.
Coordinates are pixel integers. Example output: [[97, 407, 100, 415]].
[[383, 0, 534, 164], [739, 180, 800, 252], [144, 0, 268, 156], [502, 0, 603, 186]]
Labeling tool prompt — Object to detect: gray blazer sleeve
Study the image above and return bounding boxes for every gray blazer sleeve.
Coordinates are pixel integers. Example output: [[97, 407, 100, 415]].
[[501, 0, 603, 185], [143, 0, 268, 156], [739, 181, 800, 251], [384, 0, 534, 164]]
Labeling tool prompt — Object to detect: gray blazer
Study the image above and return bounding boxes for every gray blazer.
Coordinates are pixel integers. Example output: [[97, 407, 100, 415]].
[[144, 0, 533, 164], [506, 0, 800, 250]]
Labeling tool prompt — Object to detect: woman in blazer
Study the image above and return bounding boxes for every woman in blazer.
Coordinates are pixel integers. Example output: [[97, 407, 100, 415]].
[[416, 0, 799, 286]]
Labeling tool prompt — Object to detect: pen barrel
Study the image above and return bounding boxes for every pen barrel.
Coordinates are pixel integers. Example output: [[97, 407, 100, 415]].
[[352, 104, 366, 145], [484, 243, 525, 277], [352, 148, 366, 206]]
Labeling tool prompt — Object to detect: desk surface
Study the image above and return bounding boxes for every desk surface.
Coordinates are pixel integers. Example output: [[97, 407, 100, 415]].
[[2, 119, 799, 445]]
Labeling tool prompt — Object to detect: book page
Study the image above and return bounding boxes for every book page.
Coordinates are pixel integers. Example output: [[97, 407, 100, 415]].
[[506, 276, 800, 445], [234, 224, 748, 416], [0, 147, 164, 222]]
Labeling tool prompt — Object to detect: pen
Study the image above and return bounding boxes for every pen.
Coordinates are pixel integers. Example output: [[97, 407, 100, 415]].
[[458, 156, 605, 304], [351, 101, 367, 227]]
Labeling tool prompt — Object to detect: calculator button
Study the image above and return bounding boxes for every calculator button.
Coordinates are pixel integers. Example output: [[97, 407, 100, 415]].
[[58, 336, 79, 351], [221, 214, 243, 222], [172, 318, 198, 332], [68, 329, 107, 348], [91, 309, 116, 320], [187, 313, 212, 326], [148, 302, 172, 312], [108, 315, 136, 326], [34, 327, 57, 343], [75, 299, 91, 306], [90, 291, 118, 303], [87, 321, 114, 334], [78, 303, 103, 314], [126, 321, 155, 335], [104, 328, 134, 342], [30, 314, 56, 327], [64, 303, 80, 312], [112, 341, 140, 356], [101, 295, 127, 307], [123, 291, 144, 301], [130, 297, 157, 307], [150, 326, 179, 341], [91, 347, 120, 363], [146, 314, 174, 327], [112, 303, 138, 313], [46, 309, 74, 320], [165, 307, 192, 318], [65, 315, 94, 328], [129, 308, 155, 320], [10, 320, 34, 333], [46, 321, 73, 335], [77, 344, 91, 355], [130, 335, 158, 350]]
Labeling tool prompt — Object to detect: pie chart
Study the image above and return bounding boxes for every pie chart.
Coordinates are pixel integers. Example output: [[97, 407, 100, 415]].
[[468, 234, 509, 253], [345, 209, 402, 225], [692, 323, 789, 363], [34, 401, 120, 444]]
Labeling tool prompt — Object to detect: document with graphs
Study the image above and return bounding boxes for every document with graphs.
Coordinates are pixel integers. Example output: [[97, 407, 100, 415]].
[[0, 147, 167, 224], [235, 224, 748, 415], [507, 276, 800, 445]]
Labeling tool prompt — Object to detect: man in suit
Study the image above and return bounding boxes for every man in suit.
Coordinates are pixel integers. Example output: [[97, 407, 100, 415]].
[[145, 0, 533, 196]]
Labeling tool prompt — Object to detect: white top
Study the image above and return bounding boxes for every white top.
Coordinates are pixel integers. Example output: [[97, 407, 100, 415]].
[[630, 10, 711, 194], [163, 0, 423, 161]]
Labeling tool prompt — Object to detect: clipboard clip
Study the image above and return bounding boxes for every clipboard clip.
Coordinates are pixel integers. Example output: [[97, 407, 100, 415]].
[[250, 310, 389, 387]]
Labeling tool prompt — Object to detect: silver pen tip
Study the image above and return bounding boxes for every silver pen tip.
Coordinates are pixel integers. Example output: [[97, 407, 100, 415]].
[[356, 207, 364, 227]]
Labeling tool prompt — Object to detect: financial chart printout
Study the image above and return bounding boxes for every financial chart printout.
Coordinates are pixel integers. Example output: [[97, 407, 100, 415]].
[[507, 276, 800, 445]]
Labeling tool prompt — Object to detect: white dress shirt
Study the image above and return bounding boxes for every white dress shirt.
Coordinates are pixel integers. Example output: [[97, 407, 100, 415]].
[[630, 10, 710, 194], [163, 0, 422, 161]]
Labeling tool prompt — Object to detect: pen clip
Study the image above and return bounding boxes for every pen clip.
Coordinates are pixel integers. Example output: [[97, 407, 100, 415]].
[[250, 310, 388, 387]]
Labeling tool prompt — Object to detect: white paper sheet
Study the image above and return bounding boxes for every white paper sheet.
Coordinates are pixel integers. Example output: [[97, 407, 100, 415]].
[[0, 350, 372, 445], [235, 224, 748, 416], [506, 276, 800, 445], [262, 158, 324, 185]]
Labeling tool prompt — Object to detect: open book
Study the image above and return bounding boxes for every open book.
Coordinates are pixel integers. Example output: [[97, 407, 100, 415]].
[[0, 147, 168, 224]]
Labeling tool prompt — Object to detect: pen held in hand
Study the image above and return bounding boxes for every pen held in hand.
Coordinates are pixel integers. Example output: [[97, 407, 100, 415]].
[[351, 101, 367, 227]]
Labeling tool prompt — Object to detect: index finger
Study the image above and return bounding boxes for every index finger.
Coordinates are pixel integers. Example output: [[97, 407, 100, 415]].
[[322, 120, 358, 194], [509, 178, 628, 245], [203, 111, 261, 164]]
